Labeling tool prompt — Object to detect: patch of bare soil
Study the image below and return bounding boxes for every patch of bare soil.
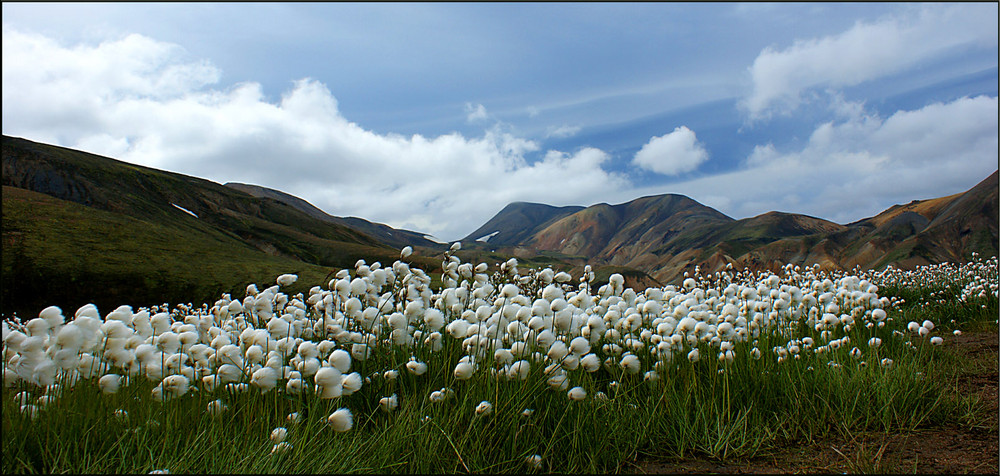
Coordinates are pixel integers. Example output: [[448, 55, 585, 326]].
[[637, 329, 999, 474]]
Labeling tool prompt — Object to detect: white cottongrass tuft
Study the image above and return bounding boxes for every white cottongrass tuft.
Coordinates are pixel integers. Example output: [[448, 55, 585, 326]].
[[526, 454, 543, 469], [406, 359, 428, 376], [270, 427, 288, 444], [251, 367, 279, 393], [620, 353, 641, 374], [154, 375, 190, 401], [98, 374, 121, 394], [271, 442, 292, 455], [930, 336, 944, 346], [580, 353, 600, 372], [546, 341, 569, 361], [341, 372, 363, 395], [328, 349, 352, 373], [379, 394, 399, 412], [567, 386, 587, 401], [453, 361, 475, 380], [328, 408, 353, 432], [207, 399, 227, 417], [475, 400, 493, 416]]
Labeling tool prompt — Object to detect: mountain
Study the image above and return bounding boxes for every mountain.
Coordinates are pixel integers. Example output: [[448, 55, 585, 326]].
[[465, 171, 999, 284], [1, 135, 441, 317], [224, 182, 445, 250], [462, 202, 585, 247]]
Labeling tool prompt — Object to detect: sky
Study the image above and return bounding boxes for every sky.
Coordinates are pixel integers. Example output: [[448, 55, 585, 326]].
[[2, 2, 998, 242]]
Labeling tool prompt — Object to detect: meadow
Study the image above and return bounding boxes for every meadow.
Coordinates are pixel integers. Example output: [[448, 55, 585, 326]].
[[2, 245, 997, 474]]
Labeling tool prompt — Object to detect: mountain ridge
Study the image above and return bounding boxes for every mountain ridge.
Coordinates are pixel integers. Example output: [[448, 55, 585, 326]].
[[223, 182, 444, 250]]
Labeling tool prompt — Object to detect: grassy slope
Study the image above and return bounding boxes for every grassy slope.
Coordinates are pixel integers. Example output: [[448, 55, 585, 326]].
[[2, 186, 340, 318]]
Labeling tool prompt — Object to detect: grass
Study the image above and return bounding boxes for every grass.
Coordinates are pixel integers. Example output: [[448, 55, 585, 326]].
[[2, 256, 996, 474]]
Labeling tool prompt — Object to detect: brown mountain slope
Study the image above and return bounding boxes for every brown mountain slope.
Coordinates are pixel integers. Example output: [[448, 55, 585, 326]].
[[528, 194, 734, 262], [466, 171, 998, 284]]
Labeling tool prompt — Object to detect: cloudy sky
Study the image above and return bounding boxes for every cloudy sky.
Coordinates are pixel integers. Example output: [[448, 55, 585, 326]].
[[3, 3, 997, 242]]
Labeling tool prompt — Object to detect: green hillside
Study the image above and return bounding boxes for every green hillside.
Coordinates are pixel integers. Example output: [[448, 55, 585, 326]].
[[2, 186, 341, 318]]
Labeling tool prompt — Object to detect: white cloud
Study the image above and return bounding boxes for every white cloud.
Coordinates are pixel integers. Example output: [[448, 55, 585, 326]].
[[464, 102, 488, 122], [741, 4, 998, 120], [641, 95, 998, 224], [632, 126, 709, 176], [1, 28, 629, 241], [545, 124, 581, 139]]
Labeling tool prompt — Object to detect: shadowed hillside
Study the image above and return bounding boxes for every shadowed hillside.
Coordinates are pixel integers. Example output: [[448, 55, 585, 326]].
[[224, 182, 446, 251]]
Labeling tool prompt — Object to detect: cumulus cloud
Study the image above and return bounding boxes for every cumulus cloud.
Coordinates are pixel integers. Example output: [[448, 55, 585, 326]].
[[464, 102, 488, 122], [3, 26, 995, 244], [632, 126, 709, 176], [741, 4, 998, 120], [1, 28, 629, 241], [643, 95, 998, 224]]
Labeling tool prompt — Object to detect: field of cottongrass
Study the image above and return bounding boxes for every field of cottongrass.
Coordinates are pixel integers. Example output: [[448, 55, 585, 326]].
[[2, 244, 997, 474]]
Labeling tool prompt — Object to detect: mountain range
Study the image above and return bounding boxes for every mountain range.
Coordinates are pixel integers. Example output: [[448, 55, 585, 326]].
[[2, 134, 997, 315], [463, 171, 998, 284]]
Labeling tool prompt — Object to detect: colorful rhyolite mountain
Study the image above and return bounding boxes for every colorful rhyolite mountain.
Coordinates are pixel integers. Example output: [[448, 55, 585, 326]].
[[463, 171, 998, 284]]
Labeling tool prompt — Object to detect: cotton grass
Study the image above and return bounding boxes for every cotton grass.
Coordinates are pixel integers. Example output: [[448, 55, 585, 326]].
[[2, 246, 993, 474]]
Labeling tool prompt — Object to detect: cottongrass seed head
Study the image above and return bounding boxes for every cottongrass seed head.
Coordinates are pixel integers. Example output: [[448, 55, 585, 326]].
[[328, 408, 353, 432]]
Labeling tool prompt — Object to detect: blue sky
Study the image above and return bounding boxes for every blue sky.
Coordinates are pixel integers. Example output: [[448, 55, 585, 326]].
[[2, 2, 997, 242]]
